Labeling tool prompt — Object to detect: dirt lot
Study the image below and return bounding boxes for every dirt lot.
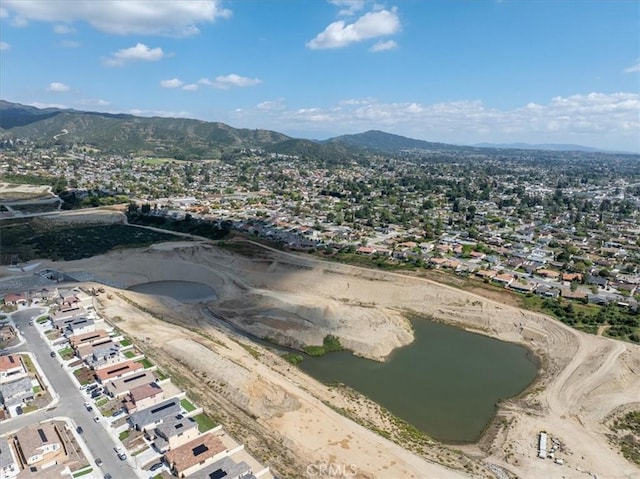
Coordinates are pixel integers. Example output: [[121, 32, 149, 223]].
[[11, 240, 640, 479]]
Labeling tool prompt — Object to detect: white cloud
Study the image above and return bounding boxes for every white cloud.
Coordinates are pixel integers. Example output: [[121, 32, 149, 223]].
[[329, 0, 365, 16], [28, 101, 68, 109], [1, 0, 231, 36], [370, 39, 397, 52], [182, 83, 199, 91], [0, 42, 10, 50], [199, 74, 262, 89], [46, 82, 70, 92], [59, 40, 80, 48], [129, 108, 190, 117], [53, 23, 75, 34], [160, 78, 183, 88], [77, 98, 110, 107], [307, 7, 400, 49], [11, 15, 28, 27], [103, 43, 164, 67], [624, 59, 640, 73], [232, 92, 640, 152], [0, 7, 8, 18], [257, 98, 286, 111]]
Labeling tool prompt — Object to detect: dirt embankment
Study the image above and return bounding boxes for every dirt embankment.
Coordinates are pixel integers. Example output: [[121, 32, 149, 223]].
[[21, 241, 640, 479]]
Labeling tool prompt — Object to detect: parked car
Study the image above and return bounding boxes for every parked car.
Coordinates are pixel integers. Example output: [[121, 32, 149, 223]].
[[49, 351, 56, 357], [149, 463, 163, 472], [84, 402, 92, 411], [95, 458, 103, 467], [117, 453, 127, 461], [104, 474, 112, 479], [112, 409, 124, 417], [114, 446, 123, 454], [76, 426, 83, 434], [93, 416, 101, 423]]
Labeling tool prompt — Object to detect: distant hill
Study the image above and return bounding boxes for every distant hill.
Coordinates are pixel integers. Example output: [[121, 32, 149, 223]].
[[264, 138, 361, 163], [472, 142, 607, 153], [325, 130, 474, 154], [1, 101, 633, 160], [0, 100, 291, 159]]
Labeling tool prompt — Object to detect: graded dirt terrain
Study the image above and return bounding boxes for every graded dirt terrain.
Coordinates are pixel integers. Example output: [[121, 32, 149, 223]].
[[14, 238, 640, 479]]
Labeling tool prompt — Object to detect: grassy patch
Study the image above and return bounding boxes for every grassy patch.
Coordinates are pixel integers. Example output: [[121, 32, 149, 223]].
[[36, 315, 49, 324], [32, 385, 42, 394], [303, 335, 343, 357], [180, 398, 196, 412], [120, 339, 131, 347], [118, 430, 130, 441], [124, 350, 135, 359], [282, 352, 304, 365], [155, 370, 167, 381], [610, 410, 640, 465], [139, 358, 153, 369], [45, 329, 60, 340], [58, 347, 75, 360], [238, 341, 261, 359], [72, 468, 93, 477], [95, 397, 108, 407], [21, 355, 35, 373], [22, 405, 37, 414], [193, 413, 217, 432]]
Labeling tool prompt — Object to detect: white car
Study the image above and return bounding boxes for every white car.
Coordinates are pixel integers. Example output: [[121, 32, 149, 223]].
[[113, 446, 123, 454]]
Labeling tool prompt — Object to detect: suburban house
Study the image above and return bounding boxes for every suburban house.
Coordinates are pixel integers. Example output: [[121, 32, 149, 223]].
[[2, 293, 27, 307], [56, 289, 93, 310], [536, 269, 560, 280], [560, 289, 588, 301], [0, 355, 26, 384], [129, 398, 181, 432], [30, 287, 58, 303], [84, 342, 122, 369], [0, 377, 34, 408], [76, 338, 116, 359], [476, 269, 497, 279], [493, 273, 515, 286], [187, 455, 253, 479], [0, 324, 16, 342], [13, 422, 65, 469], [164, 433, 229, 478], [51, 308, 87, 329], [69, 329, 109, 348], [562, 273, 583, 283], [148, 415, 199, 453], [509, 281, 536, 293], [105, 371, 156, 398], [0, 437, 19, 479], [95, 360, 143, 384], [122, 382, 164, 414], [64, 317, 95, 337]]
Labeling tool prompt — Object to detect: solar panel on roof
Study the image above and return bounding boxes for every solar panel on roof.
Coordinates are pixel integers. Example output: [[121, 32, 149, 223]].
[[209, 469, 227, 479], [192, 444, 209, 456], [37, 428, 48, 443]]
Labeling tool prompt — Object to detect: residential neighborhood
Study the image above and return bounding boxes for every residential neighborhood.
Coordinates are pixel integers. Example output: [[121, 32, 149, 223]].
[[0, 287, 271, 479], [1, 140, 639, 342]]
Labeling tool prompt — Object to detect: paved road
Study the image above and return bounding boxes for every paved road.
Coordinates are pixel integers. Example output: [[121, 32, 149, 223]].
[[4, 308, 140, 479]]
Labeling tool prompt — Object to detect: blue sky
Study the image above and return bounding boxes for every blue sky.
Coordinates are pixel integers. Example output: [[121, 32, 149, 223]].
[[1, 0, 639, 151]]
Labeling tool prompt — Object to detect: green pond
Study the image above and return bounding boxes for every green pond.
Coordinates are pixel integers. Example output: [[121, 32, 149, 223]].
[[298, 318, 538, 443]]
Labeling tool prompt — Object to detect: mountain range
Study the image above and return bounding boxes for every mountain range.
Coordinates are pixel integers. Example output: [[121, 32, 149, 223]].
[[0, 100, 627, 159]]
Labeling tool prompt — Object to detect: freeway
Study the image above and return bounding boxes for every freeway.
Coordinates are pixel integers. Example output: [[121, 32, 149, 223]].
[[3, 308, 142, 479]]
